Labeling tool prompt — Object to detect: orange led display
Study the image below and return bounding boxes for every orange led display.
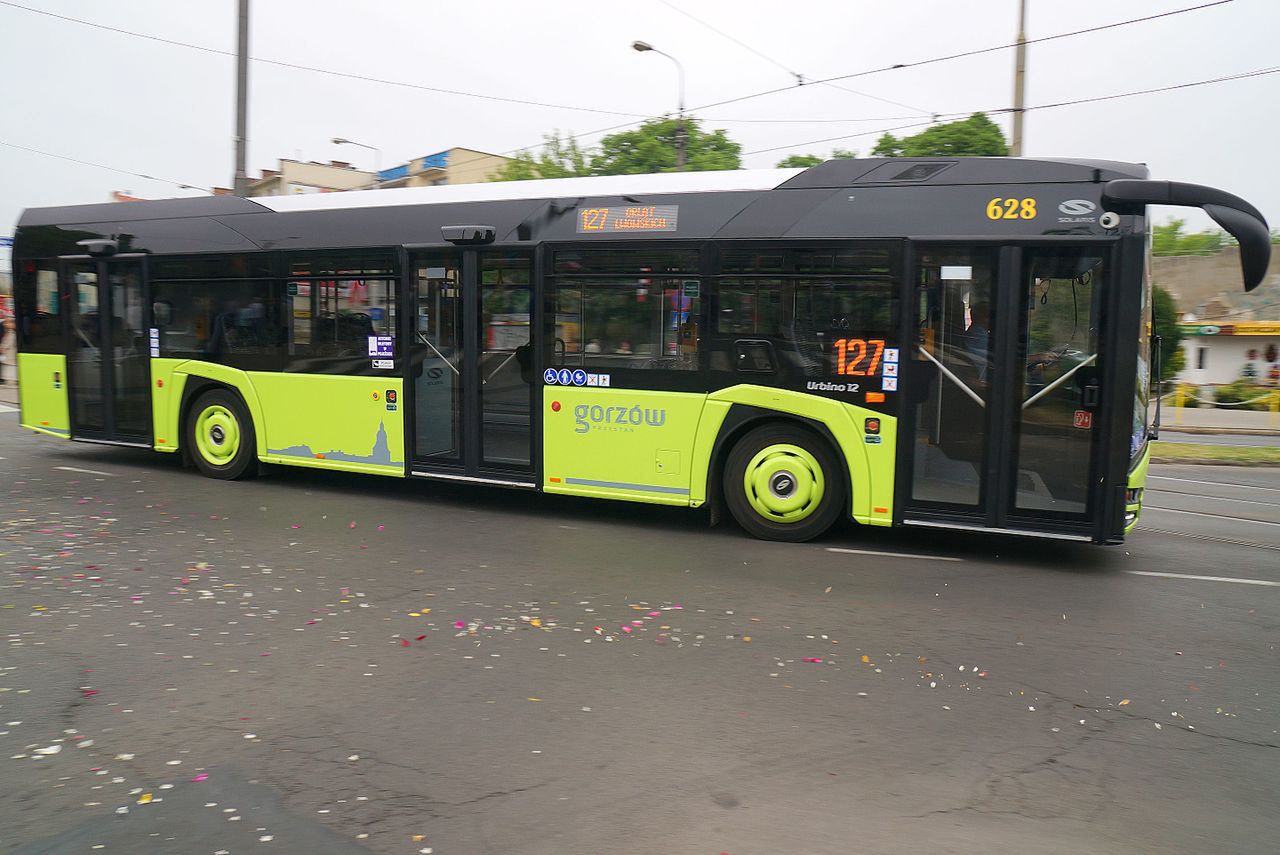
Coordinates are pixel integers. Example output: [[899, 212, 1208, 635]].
[[576, 205, 679, 233], [832, 338, 886, 376]]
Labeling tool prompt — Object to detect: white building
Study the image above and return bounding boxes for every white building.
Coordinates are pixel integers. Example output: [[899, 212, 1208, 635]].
[[1179, 322, 1280, 386]]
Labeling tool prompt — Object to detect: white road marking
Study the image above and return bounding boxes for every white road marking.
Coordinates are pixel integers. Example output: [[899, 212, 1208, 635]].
[[54, 465, 115, 477], [1149, 475, 1280, 493], [0, 403, 17, 414], [1125, 570, 1280, 587], [1142, 505, 1280, 528], [826, 547, 964, 562]]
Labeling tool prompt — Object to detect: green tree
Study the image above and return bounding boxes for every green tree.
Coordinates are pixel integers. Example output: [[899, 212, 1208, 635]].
[[871, 113, 1009, 157], [591, 117, 741, 175], [492, 118, 742, 181], [492, 132, 592, 181], [1152, 284, 1185, 379], [776, 154, 824, 168], [775, 148, 856, 168], [1151, 218, 1233, 257]]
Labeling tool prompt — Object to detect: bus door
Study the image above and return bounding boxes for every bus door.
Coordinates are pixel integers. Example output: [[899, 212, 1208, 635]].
[[64, 255, 152, 445], [406, 248, 536, 485], [902, 245, 1106, 538]]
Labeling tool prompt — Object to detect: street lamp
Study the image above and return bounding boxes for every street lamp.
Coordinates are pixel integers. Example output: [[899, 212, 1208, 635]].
[[632, 40, 686, 170], [331, 137, 381, 175]]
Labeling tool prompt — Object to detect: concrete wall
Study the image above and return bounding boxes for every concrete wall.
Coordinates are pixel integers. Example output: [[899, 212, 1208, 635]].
[[443, 148, 510, 185], [249, 160, 375, 196], [1153, 246, 1280, 320]]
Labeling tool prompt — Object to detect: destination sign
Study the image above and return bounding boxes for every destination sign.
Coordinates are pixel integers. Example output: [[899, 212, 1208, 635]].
[[576, 205, 679, 234]]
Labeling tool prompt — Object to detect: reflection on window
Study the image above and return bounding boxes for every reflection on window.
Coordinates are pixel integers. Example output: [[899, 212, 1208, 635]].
[[152, 280, 288, 357], [554, 250, 700, 370], [291, 278, 396, 357]]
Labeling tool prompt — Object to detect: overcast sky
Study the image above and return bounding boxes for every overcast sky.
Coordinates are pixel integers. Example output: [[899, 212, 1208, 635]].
[[2, 0, 1277, 261]]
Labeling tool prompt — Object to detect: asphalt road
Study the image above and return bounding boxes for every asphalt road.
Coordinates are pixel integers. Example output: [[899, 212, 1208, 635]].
[[2, 410, 1278, 855]]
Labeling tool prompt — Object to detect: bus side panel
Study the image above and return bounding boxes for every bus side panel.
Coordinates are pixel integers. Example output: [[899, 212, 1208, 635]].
[[17, 353, 71, 438], [150, 358, 187, 452], [689, 400, 733, 506], [171, 361, 269, 457], [248, 372, 405, 477], [705, 386, 897, 526], [542, 389, 708, 506]]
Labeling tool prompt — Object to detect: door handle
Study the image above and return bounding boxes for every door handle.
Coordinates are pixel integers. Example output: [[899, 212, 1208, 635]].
[[1081, 381, 1101, 410]]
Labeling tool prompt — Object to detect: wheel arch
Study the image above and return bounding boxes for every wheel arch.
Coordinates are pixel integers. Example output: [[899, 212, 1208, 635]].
[[173, 363, 267, 461], [704, 403, 858, 528]]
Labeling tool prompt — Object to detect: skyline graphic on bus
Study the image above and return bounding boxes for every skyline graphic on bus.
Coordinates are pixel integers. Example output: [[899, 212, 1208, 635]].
[[268, 420, 399, 466]]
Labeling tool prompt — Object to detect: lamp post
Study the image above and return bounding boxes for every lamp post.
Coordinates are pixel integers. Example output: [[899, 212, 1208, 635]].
[[331, 137, 382, 176], [632, 40, 686, 170]]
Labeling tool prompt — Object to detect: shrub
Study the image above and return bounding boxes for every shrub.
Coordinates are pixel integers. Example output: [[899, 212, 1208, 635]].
[[1213, 380, 1275, 411]]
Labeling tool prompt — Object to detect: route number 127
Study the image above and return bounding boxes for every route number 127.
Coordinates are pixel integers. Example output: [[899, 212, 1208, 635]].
[[833, 338, 885, 376]]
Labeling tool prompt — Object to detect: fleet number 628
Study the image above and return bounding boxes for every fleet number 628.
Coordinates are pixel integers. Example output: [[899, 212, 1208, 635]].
[[985, 197, 1037, 220]]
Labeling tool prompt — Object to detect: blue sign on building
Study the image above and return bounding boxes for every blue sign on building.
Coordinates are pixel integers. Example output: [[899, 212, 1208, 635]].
[[419, 151, 450, 171], [376, 164, 409, 182]]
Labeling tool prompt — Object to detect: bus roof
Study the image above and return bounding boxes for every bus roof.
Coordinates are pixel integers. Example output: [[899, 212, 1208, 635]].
[[18, 157, 1148, 226], [13, 157, 1161, 257]]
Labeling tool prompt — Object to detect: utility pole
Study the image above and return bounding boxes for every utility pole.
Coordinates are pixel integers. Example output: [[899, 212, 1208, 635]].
[[1010, 0, 1027, 157], [233, 0, 250, 196]]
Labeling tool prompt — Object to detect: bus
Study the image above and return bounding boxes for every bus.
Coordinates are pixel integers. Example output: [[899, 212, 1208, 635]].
[[11, 158, 1271, 542]]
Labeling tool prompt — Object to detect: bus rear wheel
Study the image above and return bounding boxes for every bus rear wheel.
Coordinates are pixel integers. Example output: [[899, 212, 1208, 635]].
[[186, 389, 258, 480], [723, 423, 845, 542]]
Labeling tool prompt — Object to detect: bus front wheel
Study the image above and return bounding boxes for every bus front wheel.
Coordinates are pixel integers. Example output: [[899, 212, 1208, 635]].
[[186, 389, 258, 480], [723, 423, 845, 542]]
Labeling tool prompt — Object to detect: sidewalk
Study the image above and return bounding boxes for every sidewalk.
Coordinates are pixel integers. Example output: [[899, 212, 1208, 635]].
[[1159, 405, 1280, 435]]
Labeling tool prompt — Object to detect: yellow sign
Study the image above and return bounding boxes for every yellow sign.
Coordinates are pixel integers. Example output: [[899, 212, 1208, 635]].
[[1233, 322, 1280, 336]]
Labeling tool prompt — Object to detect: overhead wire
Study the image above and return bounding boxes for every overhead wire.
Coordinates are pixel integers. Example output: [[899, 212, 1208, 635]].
[[0, 0, 1252, 177], [0, 139, 212, 193], [0, 0, 650, 119], [695, 0, 1237, 113], [653, 0, 936, 117], [744, 65, 1280, 155]]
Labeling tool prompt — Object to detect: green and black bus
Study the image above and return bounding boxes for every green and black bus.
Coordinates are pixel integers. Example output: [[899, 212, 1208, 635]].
[[12, 158, 1270, 542]]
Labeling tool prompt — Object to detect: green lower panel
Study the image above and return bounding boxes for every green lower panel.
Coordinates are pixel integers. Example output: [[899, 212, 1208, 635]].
[[150, 358, 187, 452], [1125, 442, 1152, 535], [542, 388, 708, 506], [248, 372, 405, 477], [18, 353, 70, 438]]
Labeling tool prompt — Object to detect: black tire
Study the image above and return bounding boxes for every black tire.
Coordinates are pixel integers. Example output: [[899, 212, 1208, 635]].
[[722, 422, 845, 542], [185, 388, 259, 480]]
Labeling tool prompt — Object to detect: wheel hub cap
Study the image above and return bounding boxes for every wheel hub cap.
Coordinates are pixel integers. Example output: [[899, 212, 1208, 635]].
[[743, 443, 826, 524], [195, 405, 240, 465]]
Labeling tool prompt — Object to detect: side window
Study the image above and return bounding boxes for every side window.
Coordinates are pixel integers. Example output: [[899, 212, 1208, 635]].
[[286, 254, 397, 363], [16, 262, 63, 353], [553, 249, 700, 370], [294, 278, 396, 357], [711, 246, 898, 380], [152, 280, 287, 358]]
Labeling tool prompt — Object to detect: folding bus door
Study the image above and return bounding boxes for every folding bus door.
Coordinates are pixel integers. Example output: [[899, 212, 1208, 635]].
[[901, 245, 1108, 539], [65, 255, 152, 445], [407, 248, 536, 486]]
